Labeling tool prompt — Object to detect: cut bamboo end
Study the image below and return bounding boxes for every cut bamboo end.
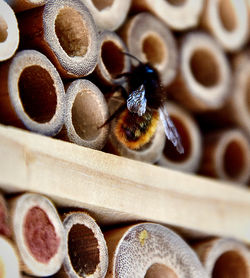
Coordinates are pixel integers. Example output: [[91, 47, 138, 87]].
[[120, 12, 178, 86], [0, 194, 11, 238], [10, 193, 66, 277], [79, 0, 131, 31], [58, 211, 108, 278], [193, 238, 250, 278], [158, 102, 202, 173], [132, 0, 204, 30], [199, 129, 250, 184], [0, 50, 65, 136], [0, 1, 19, 62], [0, 236, 20, 278], [18, 0, 98, 78], [5, 0, 46, 13], [201, 0, 249, 52], [95, 31, 131, 86], [168, 32, 231, 112], [104, 223, 208, 278], [60, 79, 109, 150]]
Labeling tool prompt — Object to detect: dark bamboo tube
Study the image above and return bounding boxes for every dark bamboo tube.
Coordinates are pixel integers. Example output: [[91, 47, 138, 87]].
[[120, 12, 178, 87], [17, 0, 98, 78], [5, 0, 46, 12], [104, 223, 208, 278], [132, 0, 204, 31], [0, 50, 65, 136], [168, 32, 231, 112], [199, 129, 250, 184], [56, 211, 108, 278], [0, 1, 19, 61], [158, 102, 202, 173], [193, 238, 250, 278], [201, 0, 249, 52], [10, 193, 66, 277], [0, 194, 11, 237]]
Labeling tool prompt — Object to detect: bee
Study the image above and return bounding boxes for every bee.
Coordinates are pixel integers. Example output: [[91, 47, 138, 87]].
[[105, 53, 184, 154]]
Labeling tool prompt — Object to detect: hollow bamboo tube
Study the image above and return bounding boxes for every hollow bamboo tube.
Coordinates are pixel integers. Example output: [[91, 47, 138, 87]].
[[0, 50, 65, 136], [59, 79, 109, 150], [104, 223, 208, 278], [168, 32, 231, 112], [199, 129, 250, 184], [132, 0, 204, 31], [158, 102, 202, 173], [10, 193, 66, 277], [201, 0, 249, 52], [0, 194, 11, 237], [0, 236, 20, 278], [4, 0, 46, 13], [94, 31, 131, 86], [0, 1, 19, 62], [17, 0, 98, 78], [193, 238, 250, 278], [79, 0, 131, 31], [56, 211, 108, 278], [120, 12, 178, 87]]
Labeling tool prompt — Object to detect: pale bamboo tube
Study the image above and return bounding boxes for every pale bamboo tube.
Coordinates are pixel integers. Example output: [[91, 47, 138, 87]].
[[193, 238, 250, 278], [199, 129, 250, 184], [59, 79, 109, 150], [10, 193, 66, 277], [56, 211, 108, 278], [132, 0, 204, 31], [120, 12, 178, 87], [0, 236, 20, 278], [17, 0, 98, 78], [158, 102, 202, 173], [168, 32, 231, 112], [0, 194, 11, 237], [94, 31, 131, 86], [4, 0, 46, 12], [106, 93, 166, 163], [0, 1, 19, 61], [104, 223, 208, 278], [0, 50, 65, 136], [201, 0, 249, 52], [79, 0, 131, 31]]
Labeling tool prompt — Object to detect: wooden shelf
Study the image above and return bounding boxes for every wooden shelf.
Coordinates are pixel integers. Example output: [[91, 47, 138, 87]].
[[0, 124, 250, 243]]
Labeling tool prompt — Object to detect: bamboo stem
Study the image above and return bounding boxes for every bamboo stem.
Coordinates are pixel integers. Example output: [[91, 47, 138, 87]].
[[17, 0, 98, 78], [120, 12, 178, 86], [0, 1, 19, 61], [10, 193, 66, 277], [0, 50, 65, 136], [5, 0, 46, 12], [0, 194, 11, 237]]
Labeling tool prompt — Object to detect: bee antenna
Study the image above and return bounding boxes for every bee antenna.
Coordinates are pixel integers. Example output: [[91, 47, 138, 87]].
[[121, 52, 143, 64]]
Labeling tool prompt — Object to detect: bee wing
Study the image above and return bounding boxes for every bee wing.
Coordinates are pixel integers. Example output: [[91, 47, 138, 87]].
[[159, 104, 184, 154], [127, 84, 147, 116]]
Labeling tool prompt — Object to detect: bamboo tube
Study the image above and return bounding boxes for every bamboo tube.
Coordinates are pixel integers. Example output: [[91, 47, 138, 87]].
[[0, 194, 11, 237], [120, 12, 178, 87], [0, 236, 20, 278], [168, 32, 231, 112], [199, 129, 250, 184], [0, 1, 19, 61], [56, 211, 108, 278], [79, 0, 131, 31], [193, 238, 250, 278], [158, 102, 202, 173], [17, 0, 98, 78], [0, 50, 65, 136], [201, 0, 249, 52], [4, 0, 46, 13], [94, 31, 131, 86], [132, 0, 204, 31], [104, 223, 208, 278], [10, 193, 66, 277], [58, 79, 109, 150]]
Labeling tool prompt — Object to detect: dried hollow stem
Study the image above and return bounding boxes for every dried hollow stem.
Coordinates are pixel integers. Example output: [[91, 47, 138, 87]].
[[5, 0, 46, 12]]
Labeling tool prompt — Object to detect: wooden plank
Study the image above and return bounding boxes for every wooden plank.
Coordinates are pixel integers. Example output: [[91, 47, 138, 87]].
[[0, 124, 250, 242]]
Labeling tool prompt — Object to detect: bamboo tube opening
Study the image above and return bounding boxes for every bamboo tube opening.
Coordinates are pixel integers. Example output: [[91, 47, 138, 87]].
[[92, 0, 114, 11], [0, 16, 8, 43], [212, 251, 248, 278], [145, 263, 178, 278], [18, 65, 57, 123], [166, 0, 186, 5], [190, 49, 220, 87], [55, 7, 89, 57], [218, 0, 237, 32], [68, 223, 100, 276]]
